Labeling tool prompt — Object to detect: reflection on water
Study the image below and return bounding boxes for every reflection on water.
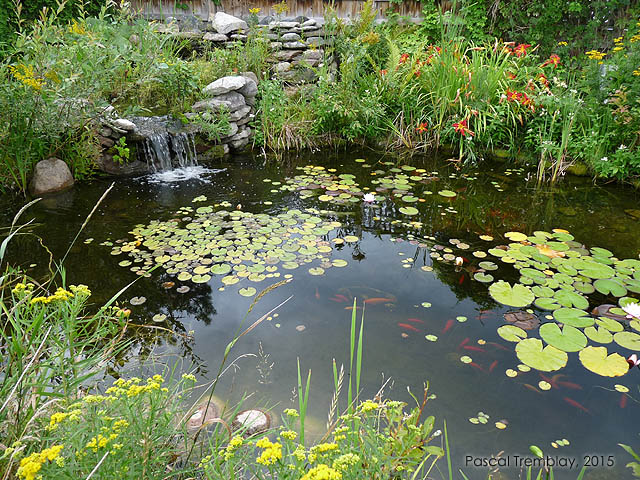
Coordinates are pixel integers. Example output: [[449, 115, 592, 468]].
[[3, 151, 640, 478]]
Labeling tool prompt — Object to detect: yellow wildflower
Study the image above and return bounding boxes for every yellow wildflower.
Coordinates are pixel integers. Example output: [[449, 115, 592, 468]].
[[113, 419, 129, 431], [613, 46, 624, 52], [634, 69, 640, 76], [255, 438, 282, 465], [301, 464, 342, 480], [311, 442, 339, 454], [9, 64, 44, 91], [249, 7, 260, 14], [280, 430, 297, 441], [332, 453, 360, 472], [360, 400, 379, 412], [181, 373, 197, 382], [293, 445, 306, 462], [284, 408, 299, 417], [83, 395, 107, 404], [48, 412, 69, 431], [557, 41, 568, 46], [17, 445, 63, 480], [224, 435, 244, 461]]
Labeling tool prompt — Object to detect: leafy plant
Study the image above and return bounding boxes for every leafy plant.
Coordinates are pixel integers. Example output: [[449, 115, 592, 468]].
[[111, 136, 130, 165]]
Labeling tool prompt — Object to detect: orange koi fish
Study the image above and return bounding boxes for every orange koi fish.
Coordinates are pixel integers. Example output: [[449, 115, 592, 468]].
[[364, 297, 394, 305], [334, 294, 349, 302], [344, 306, 362, 311], [523, 384, 542, 394], [556, 380, 582, 390], [405, 318, 424, 324], [469, 362, 485, 373], [489, 360, 498, 372], [463, 345, 485, 353], [620, 394, 628, 409], [398, 323, 420, 332], [329, 297, 343, 302], [457, 338, 470, 350], [563, 397, 589, 413], [442, 319, 454, 333], [315, 287, 320, 300]]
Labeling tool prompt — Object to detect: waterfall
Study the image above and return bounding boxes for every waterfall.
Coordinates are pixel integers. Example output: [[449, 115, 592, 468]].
[[130, 115, 199, 172], [142, 131, 198, 172]]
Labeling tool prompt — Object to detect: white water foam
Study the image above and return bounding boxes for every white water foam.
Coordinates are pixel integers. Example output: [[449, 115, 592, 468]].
[[146, 166, 226, 184]]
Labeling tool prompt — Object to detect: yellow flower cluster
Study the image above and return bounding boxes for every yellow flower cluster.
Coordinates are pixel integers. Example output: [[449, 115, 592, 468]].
[[105, 375, 167, 397], [113, 419, 129, 432], [86, 433, 118, 452], [31, 287, 74, 305], [17, 445, 64, 480], [9, 64, 43, 91], [181, 373, 197, 382], [301, 464, 343, 480], [293, 445, 306, 462], [47, 409, 81, 431], [280, 430, 297, 441], [273, 0, 289, 15], [284, 408, 299, 417], [360, 400, 379, 412], [557, 41, 568, 46], [361, 31, 380, 45], [585, 50, 606, 60], [12, 282, 34, 295], [631, 34, 640, 43], [311, 442, 339, 455], [249, 7, 261, 14], [68, 19, 87, 35], [255, 437, 282, 465], [70, 284, 91, 297], [634, 69, 640, 76], [224, 435, 244, 461], [333, 425, 349, 441], [332, 453, 360, 472]]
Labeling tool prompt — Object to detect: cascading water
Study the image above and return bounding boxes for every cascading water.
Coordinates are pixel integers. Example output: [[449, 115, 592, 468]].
[[141, 131, 198, 172], [129, 115, 224, 183]]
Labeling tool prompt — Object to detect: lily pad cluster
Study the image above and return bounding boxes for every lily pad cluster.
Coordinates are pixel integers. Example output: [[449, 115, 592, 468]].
[[109, 204, 347, 294], [485, 229, 640, 377], [278, 166, 364, 204]]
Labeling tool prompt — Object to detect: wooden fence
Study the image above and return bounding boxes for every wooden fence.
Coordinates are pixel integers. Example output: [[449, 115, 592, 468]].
[[130, 0, 423, 21]]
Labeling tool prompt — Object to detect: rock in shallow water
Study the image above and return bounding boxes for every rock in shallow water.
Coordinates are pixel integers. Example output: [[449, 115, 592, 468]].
[[232, 409, 271, 436], [29, 158, 74, 195]]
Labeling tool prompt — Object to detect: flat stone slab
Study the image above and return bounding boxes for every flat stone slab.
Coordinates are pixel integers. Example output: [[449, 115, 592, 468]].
[[269, 21, 300, 30], [203, 76, 247, 97], [203, 32, 228, 42], [192, 91, 246, 113]]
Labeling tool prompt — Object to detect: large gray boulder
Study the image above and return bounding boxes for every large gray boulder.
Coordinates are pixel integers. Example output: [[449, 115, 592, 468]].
[[29, 158, 74, 196], [203, 76, 247, 96], [211, 12, 248, 35], [192, 91, 246, 113]]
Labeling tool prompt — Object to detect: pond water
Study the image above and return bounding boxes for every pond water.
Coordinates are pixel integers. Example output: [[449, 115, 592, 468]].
[[5, 150, 640, 479]]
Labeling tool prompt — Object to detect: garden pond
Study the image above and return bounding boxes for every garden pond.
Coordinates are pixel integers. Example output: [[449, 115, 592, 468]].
[[5, 150, 640, 478]]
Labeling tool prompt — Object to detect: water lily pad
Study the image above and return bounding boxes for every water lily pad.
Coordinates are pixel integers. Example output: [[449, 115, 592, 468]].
[[613, 331, 640, 350], [539, 381, 551, 391], [578, 346, 629, 377], [176, 286, 190, 294], [152, 313, 167, 323], [399, 207, 419, 216], [474, 272, 494, 283], [497, 325, 527, 342], [489, 281, 534, 308], [332, 259, 348, 267], [553, 308, 594, 328], [515, 338, 568, 372], [210, 264, 232, 275], [594, 278, 627, 297], [344, 235, 359, 242], [239, 287, 257, 297], [534, 296, 561, 312], [505, 232, 528, 242], [425, 334, 438, 342], [460, 355, 473, 364], [309, 267, 325, 276], [222, 275, 240, 285], [584, 326, 613, 344], [539, 323, 587, 352], [595, 316, 623, 332], [478, 261, 498, 271], [401, 195, 419, 203], [554, 289, 589, 310], [192, 274, 211, 284], [438, 190, 457, 198], [504, 311, 540, 330], [130, 296, 146, 306]]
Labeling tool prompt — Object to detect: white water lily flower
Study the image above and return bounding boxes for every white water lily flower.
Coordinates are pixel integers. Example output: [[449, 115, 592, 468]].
[[622, 302, 640, 319], [363, 193, 375, 203]]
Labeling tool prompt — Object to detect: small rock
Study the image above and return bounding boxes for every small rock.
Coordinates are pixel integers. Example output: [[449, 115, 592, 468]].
[[203, 76, 247, 96], [203, 32, 228, 42], [211, 12, 248, 35], [113, 118, 136, 131], [29, 158, 74, 196], [281, 32, 301, 41], [238, 78, 258, 98], [275, 61, 292, 73], [220, 122, 239, 139], [230, 136, 250, 151], [98, 135, 114, 148], [301, 19, 317, 27], [302, 25, 320, 32], [99, 127, 113, 137], [269, 21, 300, 30], [270, 42, 283, 50], [230, 33, 247, 41], [232, 409, 271, 436], [296, 325, 306, 331], [275, 49, 302, 61], [283, 41, 306, 49], [303, 50, 323, 60], [186, 401, 220, 435], [230, 105, 251, 121], [295, 15, 310, 23], [229, 126, 251, 142], [237, 113, 254, 126], [240, 71, 259, 85]]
